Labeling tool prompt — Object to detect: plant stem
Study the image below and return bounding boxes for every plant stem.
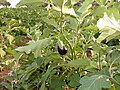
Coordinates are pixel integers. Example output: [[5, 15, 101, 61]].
[[11, 82, 14, 90], [98, 52, 102, 70], [62, 30, 74, 60], [109, 62, 120, 86], [59, 7, 74, 60]]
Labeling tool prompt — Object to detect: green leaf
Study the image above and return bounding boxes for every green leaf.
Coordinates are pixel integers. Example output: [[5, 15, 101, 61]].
[[62, 6, 77, 16], [5, 48, 16, 55], [90, 61, 98, 69], [43, 28, 53, 38], [14, 52, 23, 61], [78, 75, 111, 90], [68, 73, 81, 88], [92, 42, 106, 55], [35, 57, 44, 66], [111, 50, 120, 64], [96, 27, 116, 43], [39, 66, 58, 89], [117, 67, 120, 74], [71, 0, 80, 5], [51, 0, 77, 16], [77, 0, 92, 14], [107, 6, 120, 19], [20, 62, 38, 81], [44, 53, 61, 65], [114, 74, 120, 90], [106, 31, 120, 42], [114, 74, 120, 84], [49, 76, 66, 90], [97, 12, 120, 32], [93, 7, 105, 17], [69, 17, 78, 30], [50, 0, 64, 7], [97, 13, 120, 43], [41, 66, 57, 82], [17, 0, 43, 7], [97, 67, 110, 76], [15, 38, 51, 58], [41, 17, 58, 28], [66, 59, 90, 68], [1, 82, 12, 90]]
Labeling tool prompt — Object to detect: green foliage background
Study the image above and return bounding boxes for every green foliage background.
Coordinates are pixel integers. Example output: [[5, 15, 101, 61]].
[[0, 0, 120, 90]]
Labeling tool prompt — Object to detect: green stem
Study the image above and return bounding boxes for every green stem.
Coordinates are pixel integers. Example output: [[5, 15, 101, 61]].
[[108, 62, 120, 86], [98, 52, 102, 70], [62, 30, 74, 60], [11, 82, 14, 90], [59, 8, 74, 60], [72, 29, 76, 59]]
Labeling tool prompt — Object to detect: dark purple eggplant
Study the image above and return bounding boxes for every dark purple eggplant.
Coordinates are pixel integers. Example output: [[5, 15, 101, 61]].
[[58, 46, 67, 55]]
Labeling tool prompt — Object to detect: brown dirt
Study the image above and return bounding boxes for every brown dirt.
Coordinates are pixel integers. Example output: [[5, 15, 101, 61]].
[[0, 67, 11, 81]]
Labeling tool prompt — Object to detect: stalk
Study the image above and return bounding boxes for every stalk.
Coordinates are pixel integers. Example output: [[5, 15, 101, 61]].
[[98, 52, 102, 70], [59, 6, 74, 60]]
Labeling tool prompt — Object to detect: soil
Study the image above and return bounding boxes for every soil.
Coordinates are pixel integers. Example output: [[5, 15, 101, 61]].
[[0, 67, 11, 90], [0, 67, 11, 80]]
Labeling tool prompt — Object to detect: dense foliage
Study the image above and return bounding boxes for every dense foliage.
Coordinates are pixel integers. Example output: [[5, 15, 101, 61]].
[[0, 0, 120, 90]]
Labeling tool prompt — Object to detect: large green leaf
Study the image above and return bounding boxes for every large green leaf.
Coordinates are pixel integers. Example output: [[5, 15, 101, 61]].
[[78, 75, 111, 90], [97, 13, 120, 43], [66, 59, 90, 68], [15, 38, 51, 58], [41, 17, 58, 28], [16, 0, 43, 7]]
